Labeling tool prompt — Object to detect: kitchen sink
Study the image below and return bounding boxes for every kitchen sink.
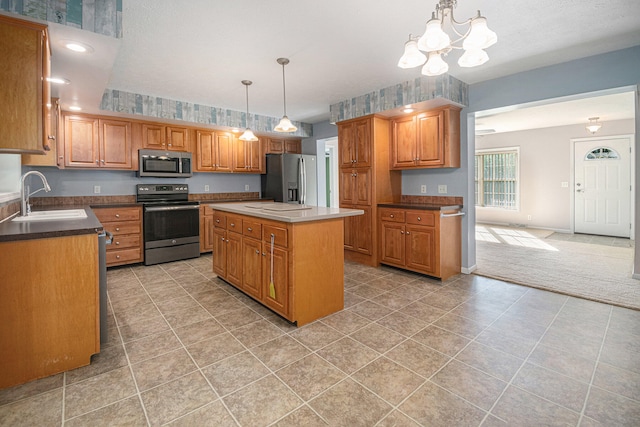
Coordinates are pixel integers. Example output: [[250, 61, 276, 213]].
[[12, 209, 88, 222]]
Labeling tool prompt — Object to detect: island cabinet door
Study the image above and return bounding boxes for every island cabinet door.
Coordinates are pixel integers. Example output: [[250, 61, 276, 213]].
[[226, 231, 243, 286], [242, 238, 262, 299], [212, 228, 227, 276], [380, 222, 405, 265], [262, 244, 289, 318], [405, 225, 437, 275]]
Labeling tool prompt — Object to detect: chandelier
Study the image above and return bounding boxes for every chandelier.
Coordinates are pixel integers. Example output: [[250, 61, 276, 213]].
[[398, 0, 497, 76], [586, 117, 602, 134]]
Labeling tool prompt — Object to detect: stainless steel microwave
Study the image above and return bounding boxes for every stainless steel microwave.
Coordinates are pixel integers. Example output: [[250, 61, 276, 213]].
[[138, 149, 193, 178]]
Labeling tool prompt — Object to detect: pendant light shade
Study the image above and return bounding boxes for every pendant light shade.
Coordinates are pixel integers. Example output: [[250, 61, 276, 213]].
[[274, 58, 297, 133], [586, 117, 602, 134], [422, 51, 449, 76], [398, 37, 427, 68], [239, 80, 258, 142]]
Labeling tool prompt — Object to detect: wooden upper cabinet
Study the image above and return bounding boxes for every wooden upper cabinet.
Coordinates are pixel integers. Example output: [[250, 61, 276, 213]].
[[141, 123, 189, 151], [0, 15, 51, 154], [284, 139, 301, 154], [339, 168, 371, 206], [64, 114, 133, 169], [339, 118, 371, 168], [264, 138, 301, 154], [22, 98, 62, 167], [196, 129, 233, 172], [391, 105, 460, 169], [234, 138, 264, 173]]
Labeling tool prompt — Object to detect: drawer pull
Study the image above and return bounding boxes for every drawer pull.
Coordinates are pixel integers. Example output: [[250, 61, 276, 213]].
[[115, 241, 120, 245], [441, 212, 466, 218], [116, 255, 120, 259], [115, 214, 120, 218], [247, 227, 253, 232], [390, 214, 394, 218], [115, 227, 120, 232], [216, 219, 220, 223], [230, 223, 235, 227], [417, 217, 421, 221]]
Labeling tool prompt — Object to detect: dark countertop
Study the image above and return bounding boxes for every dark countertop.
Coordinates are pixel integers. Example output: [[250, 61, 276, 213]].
[[378, 203, 463, 211], [0, 207, 103, 243]]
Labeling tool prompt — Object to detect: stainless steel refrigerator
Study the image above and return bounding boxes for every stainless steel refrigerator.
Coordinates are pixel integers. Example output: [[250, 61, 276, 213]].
[[261, 153, 317, 205]]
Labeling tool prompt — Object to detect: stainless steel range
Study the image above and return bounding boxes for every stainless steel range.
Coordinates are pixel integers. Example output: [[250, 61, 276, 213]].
[[136, 184, 200, 265]]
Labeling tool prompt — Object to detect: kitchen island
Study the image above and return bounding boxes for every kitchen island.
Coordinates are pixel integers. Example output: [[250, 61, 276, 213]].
[[209, 202, 363, 325]]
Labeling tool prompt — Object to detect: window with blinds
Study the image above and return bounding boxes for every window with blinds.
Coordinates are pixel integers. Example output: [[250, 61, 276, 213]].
[[475, 148, 519, 210]]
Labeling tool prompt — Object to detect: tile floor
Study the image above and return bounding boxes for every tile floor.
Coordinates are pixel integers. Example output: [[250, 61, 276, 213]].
[[1, 255, 639, 426]]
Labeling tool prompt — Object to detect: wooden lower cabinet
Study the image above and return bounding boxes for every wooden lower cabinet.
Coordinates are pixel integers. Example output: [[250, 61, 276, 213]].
[[211, 210, 344, 325], [0, 233, 100, 388], [379, 207, 461, 280], [200, 205, 214, 253], [93, 206, 143, 266]]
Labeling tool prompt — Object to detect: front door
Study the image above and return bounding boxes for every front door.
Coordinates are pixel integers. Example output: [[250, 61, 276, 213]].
[[574, 137, 632, 237]]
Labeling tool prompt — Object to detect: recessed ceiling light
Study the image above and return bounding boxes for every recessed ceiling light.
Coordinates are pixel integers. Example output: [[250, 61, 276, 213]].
[[61, 40, 94, 53], [68, 105, 82, 111], [231, 128, 241, 133], [403, 108, 414, 113], [47, 77, 71, 85]]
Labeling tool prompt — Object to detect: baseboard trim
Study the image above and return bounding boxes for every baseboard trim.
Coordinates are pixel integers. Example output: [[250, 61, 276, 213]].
[[461, 265, 477, 275], [633, 273, 640, 280]]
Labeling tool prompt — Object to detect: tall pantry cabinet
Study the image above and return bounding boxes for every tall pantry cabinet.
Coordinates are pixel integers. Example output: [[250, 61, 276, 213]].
[[337, 115, 401, 267]]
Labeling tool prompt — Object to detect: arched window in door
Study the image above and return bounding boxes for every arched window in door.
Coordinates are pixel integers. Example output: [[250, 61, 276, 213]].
[[585, 147, 620, 160]]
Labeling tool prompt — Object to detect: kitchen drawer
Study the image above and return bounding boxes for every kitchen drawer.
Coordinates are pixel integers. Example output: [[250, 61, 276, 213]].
[[94, 206, 140, 222], [380, 209, 405, 223], [107, 234, 141, 251], [263, 224, 288, 248], [106, 248, 142, 266], [242, 219, 262, 239], [212, 212, 226, 228], [406, 211, 435, 226], [226, 215, 242, 233], [103, 222, 141, 235]]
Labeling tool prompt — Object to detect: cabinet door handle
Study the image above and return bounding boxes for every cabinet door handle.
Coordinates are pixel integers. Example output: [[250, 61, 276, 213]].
[[115, 214, 120, 218], [247, 227, 253, 232], [255, 249, 260, 254], [48, 135, 56, 140], [101, 160, 105, 164], [115, 255, 120, 259], [230, 223, 235, 227], [221, 237, 225, 241], [216, 219, 220, 223], [390, 214, 394, 218], [115, 241, 120, 245], [226, 239, 229, 243], [406, 231, 410, 235], [401, 231, 404, 234], [95, 159, 99, 164], [417, 217, 421, 221]]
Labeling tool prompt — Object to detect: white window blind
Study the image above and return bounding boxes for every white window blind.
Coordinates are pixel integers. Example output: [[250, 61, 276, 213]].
[[475, 148, 519, 210]]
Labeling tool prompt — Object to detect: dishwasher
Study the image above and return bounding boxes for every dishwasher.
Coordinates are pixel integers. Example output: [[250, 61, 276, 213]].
[[98, 230, 112, 344]]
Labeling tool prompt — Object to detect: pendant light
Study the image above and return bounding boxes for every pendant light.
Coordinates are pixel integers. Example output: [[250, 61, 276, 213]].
[[239, 80, 258, 141], [274, 58, 297, 133], [586, 117, 602, 134]]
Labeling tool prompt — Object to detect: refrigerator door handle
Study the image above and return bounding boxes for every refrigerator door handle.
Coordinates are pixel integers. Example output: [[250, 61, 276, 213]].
[[298, 157, 304, 204], [301, 157, 306, 204]]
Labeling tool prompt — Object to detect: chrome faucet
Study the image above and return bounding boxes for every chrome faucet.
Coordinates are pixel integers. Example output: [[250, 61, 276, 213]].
[[20, 171, 52, 216]]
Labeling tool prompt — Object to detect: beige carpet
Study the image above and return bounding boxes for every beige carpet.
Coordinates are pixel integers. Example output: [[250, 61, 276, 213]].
[[474, 224, 640, 310]]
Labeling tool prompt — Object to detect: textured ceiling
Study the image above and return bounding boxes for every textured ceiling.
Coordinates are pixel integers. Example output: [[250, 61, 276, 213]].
[[30, 0, 640, 125]]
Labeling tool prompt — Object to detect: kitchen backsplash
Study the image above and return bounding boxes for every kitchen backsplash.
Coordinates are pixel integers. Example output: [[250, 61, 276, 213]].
[[401, 195, 464, 206]]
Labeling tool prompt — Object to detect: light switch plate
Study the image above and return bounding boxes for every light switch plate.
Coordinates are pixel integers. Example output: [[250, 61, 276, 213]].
[[561, 182, 569, 188], [93, 185, 100, 194], [204, 184, 210, 192], [245, 185, 250, 191], [438, 185, 447, 194], [420, 185, 427, 194]]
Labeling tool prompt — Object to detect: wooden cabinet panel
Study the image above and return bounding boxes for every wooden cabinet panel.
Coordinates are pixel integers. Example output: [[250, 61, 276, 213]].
[[234, 138, 264, 173], [64, 115, 100, 167], [263, 224, 288, 249], [405, 225, 436, 274], [338, 119, 371, 167], [226, 231, 242, 286], [212, 228, 227, 276], [100, 119, 132, 168], [406, 211, 435, 226], [391, 106, 460, 169], [200, 205, 214, 253], [380, 209, 405, 223], [227, 215, 242, 233], [94, 207, 140, 222], [196, 130, 215, 170], [0, 15, 50, 154], [216, 131, 233, 172], [166, 126, 188, 151], [212, 212, 227, 228], [242, 238, 262, 299], [141, 123, 189, 152], [339, 168, 371, 206], [380, 222, 405, 265], [344, 205, 372, 255], [242, 219, 262, 239], [285, 139, 301, 154], [141, 123, 164, 149], [22, 98, 62, 167], [265, 138, 284, 154]]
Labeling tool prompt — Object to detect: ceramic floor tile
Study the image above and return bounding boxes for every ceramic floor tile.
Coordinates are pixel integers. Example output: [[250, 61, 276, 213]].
[[433, 313, 487, 339], [277, 354, 346, 401], [376, 311, 429, 337], [592, 362, 640, 401], [352, 357, 425, 405], [350, 323, 406, 353], [527, 343, 596, 383], [124, 330, 182, 364], [348, 300, 394, 321], [399, 381, 486, 426], [432, 360, 507, 410], [0, 374, 63, 406], [455, 341, 524, 382], [411, 325, 470, 357], [118, 315, 171, 343], [273, 405, 329, 427], [172, 318, 226, 346], [377, 410, 422, 427], [398, 301, 447, 323], [319, 310, 371, 335], [251, 335, 311, 371], [385, 339, 450, 378], [64, 396, 147, 427], [141, 371, 217, 426], [165, 400, 237, 427], [289, 322, 344, 351], [584, 386, 640, 427], [186, 332, 246, 368], [0, 389, 62, 427], [213, 306, 263, 330], [131, 348, 197, 391], [308, 378, 392, 427], [230, 319, 284, 348], [65, 366, 137, 419], [316, 337, 380, 374], [163, 305, 213, 329], [201, 351, 270, 397], [491, 385, 580, 426], [223, 375, 303, 426]]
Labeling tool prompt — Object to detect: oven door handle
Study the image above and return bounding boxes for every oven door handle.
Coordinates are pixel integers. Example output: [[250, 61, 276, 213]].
[[144, 205, 200, 212]]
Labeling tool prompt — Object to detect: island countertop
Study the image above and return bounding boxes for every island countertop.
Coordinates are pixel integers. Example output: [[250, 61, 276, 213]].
[[208, 202, 364, 223]]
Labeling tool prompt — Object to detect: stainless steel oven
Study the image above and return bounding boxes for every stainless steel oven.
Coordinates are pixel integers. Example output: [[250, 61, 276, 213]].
[[137, 184, 200, 265]]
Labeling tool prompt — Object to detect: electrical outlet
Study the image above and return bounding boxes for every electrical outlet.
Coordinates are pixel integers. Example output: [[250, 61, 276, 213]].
[[204, 184, 210, 192], [245, 184, 250, 191], [527, 215, 532, 221], [420, 185, 427, 194], [93, 185, 100, 194], [561, 182, 569, 188], [438, 185, 447, 194]]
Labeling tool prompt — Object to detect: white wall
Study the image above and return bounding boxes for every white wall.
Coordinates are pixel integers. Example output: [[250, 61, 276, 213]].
[[476, 119, 634, 231], [0, 154, 21, 202]]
